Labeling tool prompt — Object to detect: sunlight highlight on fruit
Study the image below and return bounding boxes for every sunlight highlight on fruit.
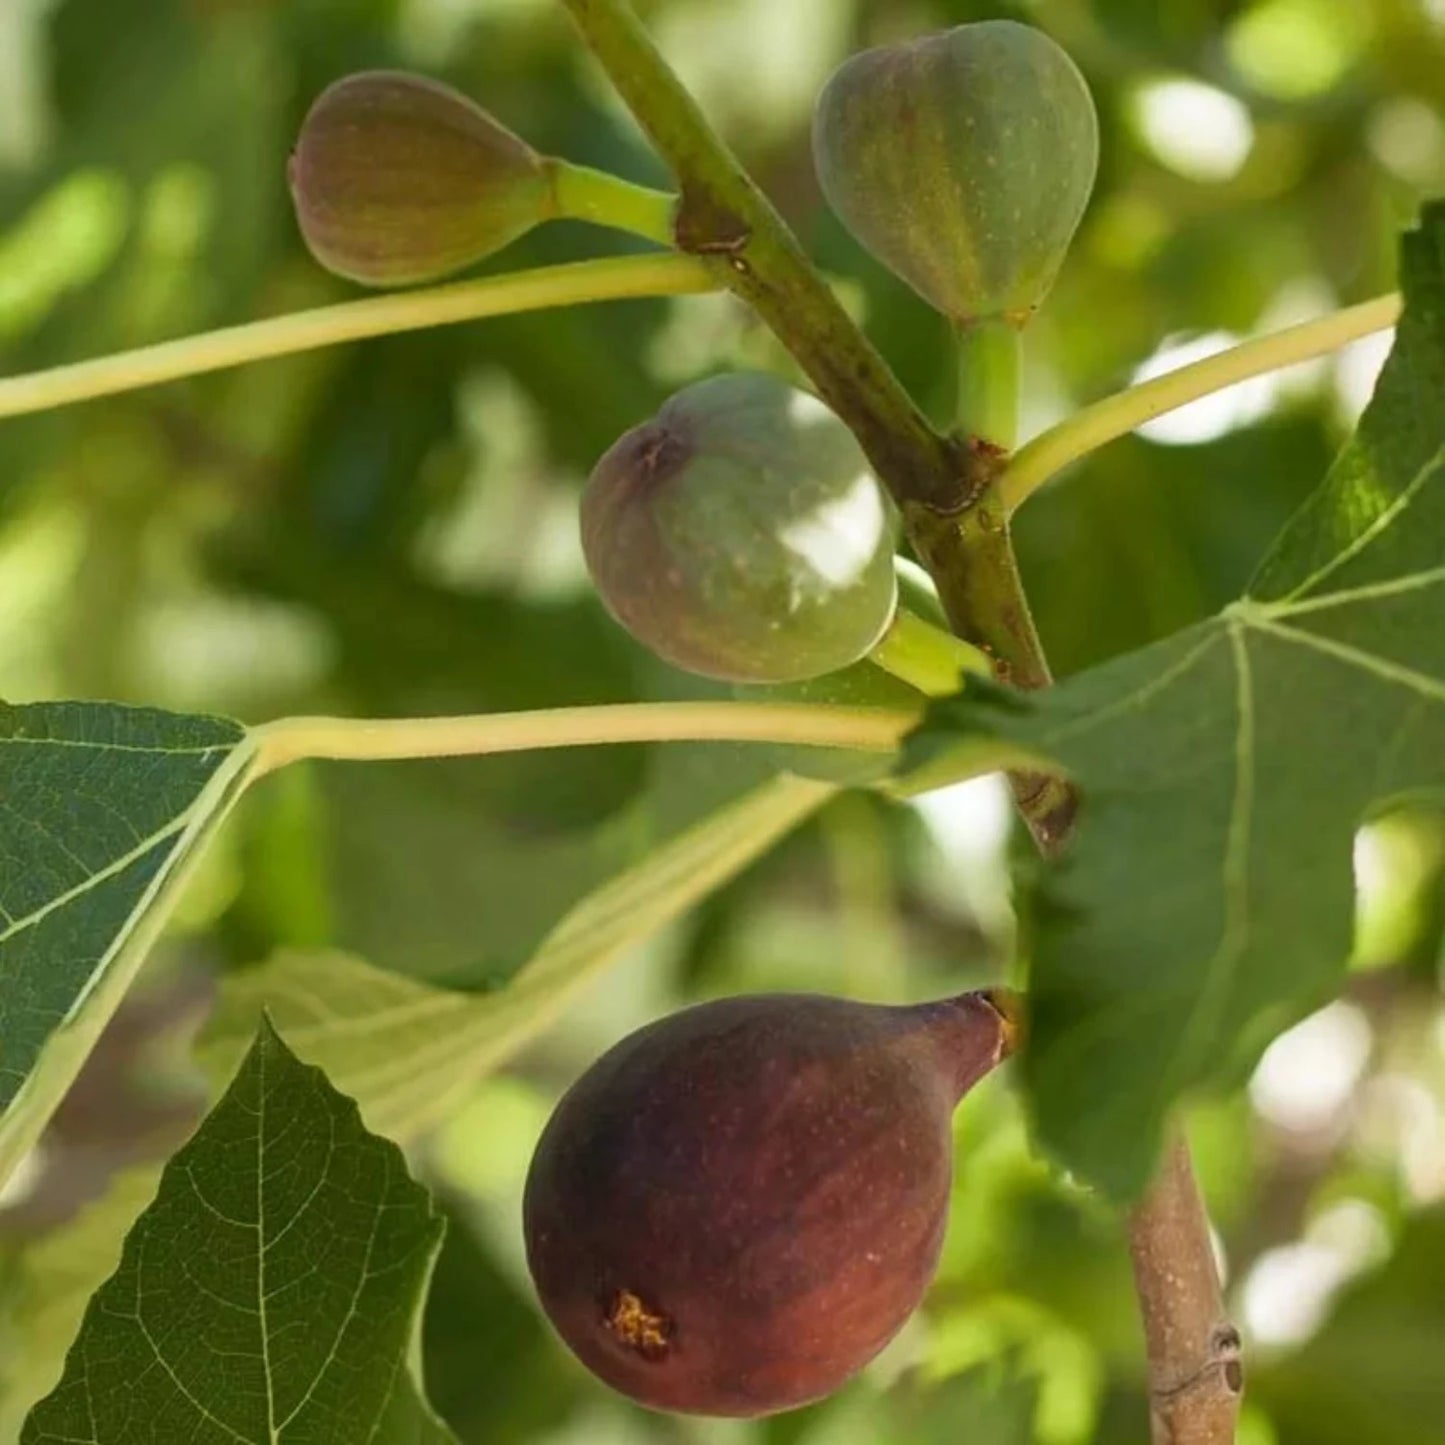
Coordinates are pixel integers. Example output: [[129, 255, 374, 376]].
[[774, 470, 889, 590]]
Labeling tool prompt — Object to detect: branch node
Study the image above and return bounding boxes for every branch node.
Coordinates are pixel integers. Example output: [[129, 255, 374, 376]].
[[675, 185, 751, 256]]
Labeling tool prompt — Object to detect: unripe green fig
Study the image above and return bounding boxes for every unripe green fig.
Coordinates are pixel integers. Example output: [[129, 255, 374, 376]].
[[581, 372, 898, 684], [813, 21, 1098, 326], [289, 71, 554, 286], [524, 989, 1015, 1416]]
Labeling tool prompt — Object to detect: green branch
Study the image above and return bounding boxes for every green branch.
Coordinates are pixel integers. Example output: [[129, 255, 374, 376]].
[[905, 489, 1080, 853], [0, 253, 715, 421], [557, 0, 974, 512], [250, 699, 919, 776], [1001, 292, 1402, 513]]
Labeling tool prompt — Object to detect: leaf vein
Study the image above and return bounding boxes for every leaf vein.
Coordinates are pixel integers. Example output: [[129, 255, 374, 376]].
[[1172, 620, 1256, 1090], [1268, 563, 1445, 617], [0, 816, 189, 947], [1036, 628, 1224, 750], [130, 1310, 253, 1444], [1271, 442, 1445, 603], [1246, 615, 1445, 703]]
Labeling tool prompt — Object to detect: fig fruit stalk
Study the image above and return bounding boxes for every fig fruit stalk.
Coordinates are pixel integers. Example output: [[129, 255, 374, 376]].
[[524, 989, 1016, 1416]]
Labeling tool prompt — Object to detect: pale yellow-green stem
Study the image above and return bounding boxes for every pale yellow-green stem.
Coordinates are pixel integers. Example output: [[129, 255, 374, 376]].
[[249, 699, 919, 777], [1000, 292, 1402, 513], [0, 253, 716, 421]]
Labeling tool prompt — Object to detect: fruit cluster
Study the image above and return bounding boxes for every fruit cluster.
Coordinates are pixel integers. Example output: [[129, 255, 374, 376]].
[[289, 19, 1094, 1418], [289, 22, 1096, 693]]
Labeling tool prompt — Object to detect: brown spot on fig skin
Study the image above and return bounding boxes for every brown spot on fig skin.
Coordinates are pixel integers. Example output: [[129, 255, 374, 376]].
[[604, 1289, 673, 1360], [630, 426, 692, 493]]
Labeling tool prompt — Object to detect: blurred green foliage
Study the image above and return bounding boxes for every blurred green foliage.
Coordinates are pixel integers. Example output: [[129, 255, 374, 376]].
[[1, 0, 1443, 1441]]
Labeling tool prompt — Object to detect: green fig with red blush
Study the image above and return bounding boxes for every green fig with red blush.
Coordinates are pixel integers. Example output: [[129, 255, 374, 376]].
[[580, 372, 898, 685], [813, 21, 1099, 327], [289, 70, 555, 286]]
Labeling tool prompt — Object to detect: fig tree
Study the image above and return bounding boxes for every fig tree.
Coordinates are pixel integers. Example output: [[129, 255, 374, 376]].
[[524, 989, 1015, 1416], [580, 372, 897, 684], [813, 21, 1098, 326], [289, 70, 554, 286]]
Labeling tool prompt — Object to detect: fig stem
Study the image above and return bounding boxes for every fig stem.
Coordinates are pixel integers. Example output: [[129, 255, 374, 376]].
[[941, 316, 1052, 834], [999, 290, 1402, 513], [0, 254, 715, 421], [905, 466, 1080, 856], [248, 699, 930, 776], [868, 606, 993, 697], [548, 159, 677, 245], [956, 318, 1021, 451]]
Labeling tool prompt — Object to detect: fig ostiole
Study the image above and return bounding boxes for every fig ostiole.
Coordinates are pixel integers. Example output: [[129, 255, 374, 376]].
[[580, 372, 899, 684], [523, 988, 1017, 1416], [813, 20, 1099, 326], [290, 70, 556, 287]]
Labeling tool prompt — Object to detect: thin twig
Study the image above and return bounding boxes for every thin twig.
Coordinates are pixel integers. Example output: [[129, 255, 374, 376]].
[[1128, 1132, 1244, 1443], [0, 254, 715, 420], [249, 700, 920, 776], [1001, 293, 1401, 512]]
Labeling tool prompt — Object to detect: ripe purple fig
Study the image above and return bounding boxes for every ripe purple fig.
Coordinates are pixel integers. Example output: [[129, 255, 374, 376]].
[[813, 21, 1099, 326], [523, 989, 1016, 1416], [580, 372, 898, 684], [289, 71, 554, 286]]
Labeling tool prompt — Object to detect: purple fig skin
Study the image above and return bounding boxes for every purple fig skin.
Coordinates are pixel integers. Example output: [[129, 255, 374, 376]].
[[523, 989, 1014, 1416], [289, 71, 554, 287]]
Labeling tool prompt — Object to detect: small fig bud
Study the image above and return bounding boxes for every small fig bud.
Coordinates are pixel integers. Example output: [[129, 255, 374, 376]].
[[524, 990, 1014, 1416], [813, 21, 1099, 326], [289, 71, 555, 286], [580, 372, 898, 684]]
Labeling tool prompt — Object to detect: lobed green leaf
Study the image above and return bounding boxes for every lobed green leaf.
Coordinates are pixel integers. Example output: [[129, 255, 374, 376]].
[[908, 202, 1445, 1195]]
